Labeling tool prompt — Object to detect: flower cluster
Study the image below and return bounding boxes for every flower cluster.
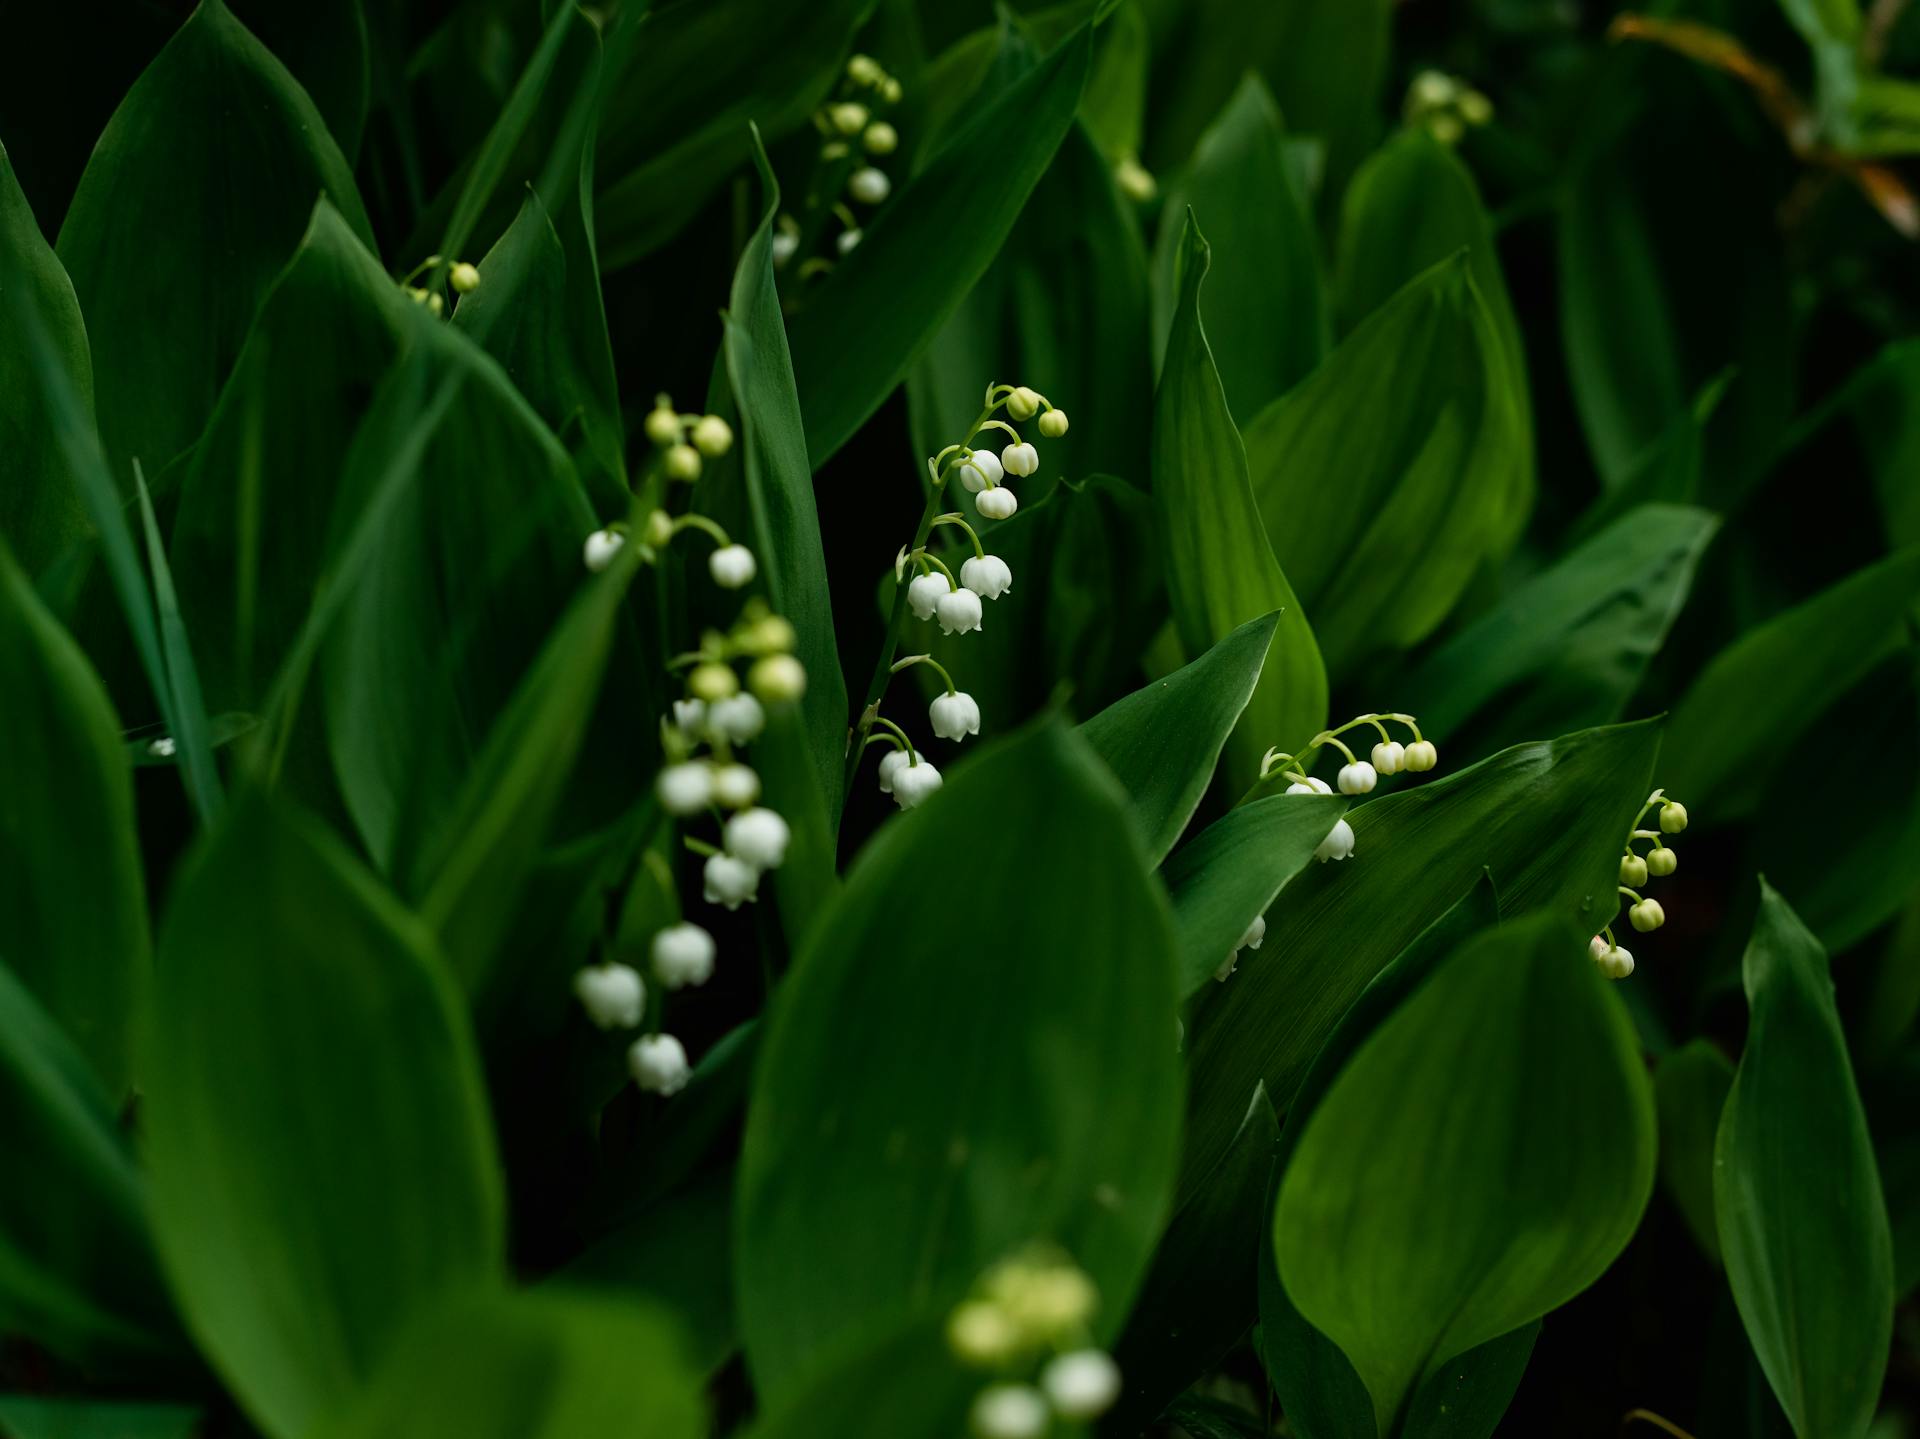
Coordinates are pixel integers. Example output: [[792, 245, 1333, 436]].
[[571, 916, 718, 1097], [1589, 788, 1689, 981], [1261, 712, 1439, 867], [772, 53, 904, 275], [1403, 69, 1493, 145], [849, 383, 1066, 811], [394, 252, 481, 316], [946, 1250, 1123, 1437]]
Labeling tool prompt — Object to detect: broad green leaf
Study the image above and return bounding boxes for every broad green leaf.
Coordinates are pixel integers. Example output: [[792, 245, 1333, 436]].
[[1079, 611, 1283, 865], [1715, 883, 1893, 1439], [0, 142, 91, 576], [1140, 0, 1391, 191], [315, 1289, 705, 1439], [1657, 1039, 1735, 1268], [1151, 74, 1326, 420], [1155, 215, 1326, 791], [1395, 504, 1718, 763], [1663, 547, 1920, 817], [0, 961, 180, 1370], [146, 799, 504, 1439], [55, 0, 372, 479], [0, 1398, 198, 1439], [741, 1321, 976, 1439], [0, 540, 147, 1093], [1276, 914, 1657, 1433], [712, 134, 849, 819], [736, 723, 1183, 1401], [416, 532, 644, 1010], [907, 116, 1152, 502], [1399, 1324, 1540, 1439], [1242, 255, 1528, 679], [232, 0, 369, 161], [1107, 1087, 1279, 1430], [452, 186, 627, 499], [595, 0, 866, 268], [1258, 878, 1500, 1439], [1181, 719, 1660, 1200], [789, 27, 1094, 467], [1335, 128, 1530, 496], [1161, 793, 1349, 997]]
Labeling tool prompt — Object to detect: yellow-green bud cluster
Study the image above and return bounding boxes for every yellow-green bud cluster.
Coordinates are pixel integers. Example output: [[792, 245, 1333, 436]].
[[644, 393, 734, 483], [947, 1250, 1121, 1435], [1402, 69, 1493, 145], [1594, 787, 1691, 980]]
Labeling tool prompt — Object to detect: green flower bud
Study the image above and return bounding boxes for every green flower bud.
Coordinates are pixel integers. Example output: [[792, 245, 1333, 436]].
[[1619, 854, 1648, 886], [749, 653, 807, 703], [689, 662, 739, 702], [1659, 801, 1688, 833], [1646, 846, 1678, 877], [449, 261, 481, 293], [664, 443, 702, 482]]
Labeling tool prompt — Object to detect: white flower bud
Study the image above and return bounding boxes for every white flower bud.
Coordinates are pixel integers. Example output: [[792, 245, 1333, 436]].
[[1314, 818, 1356, 863], [449, 261, 481, 293], [1285, 776, 1332, 795], [863, 120, 898, 155], [671, 698, 706, 735], [936, 586, 984, 635], [1041, 1349, 1122, 1421], [1214, 952, 1239, 983], [770, 230, 798, 266], [960, 553, 1013, 599], [1619, 853, 1648, 886], [1589, 934, 1611, 963], [710, 544, 756, 589], [708, 693, 766, 744], [148, 736, 177, 758], [891, 757, 943, 809], [1371, 740, 1405, 775], [930, 691, 981, 740], [628, 1033, 691, 1095], [836, 228, 862, 254], [1337, 761, 1377, 795], [848, 167, 891, 204], [1238, 914, 1266, 951], [1659, 801, 1689, 833], [1647, 846, 1678, 877], [1629, 898, 1665, 932], [958, 448, 1003, 493], [908, 573, 949, 621], [691, 414, 734, 457], [725, 807, 791, 870], [1005, 387, 1041, 421], [828, 102, 869, 135], [651, 922, 716, 990], [573, 962, 644, 1029], [877, 747, 911, 794], [975, 487, 1018, 521], [1403, 739, 1438, 772], [583, 528, 625, 572], [970, 1384, 1048, 1439], [689, 662, 739, 702], [1000, 441, 1038, 476], [1601, 944, 1635, 979], [656, 762, 713, 815], [749, 654, 808, 703], [1036, 409, 1069, 438], [703, 853, 760, 909], [712, 762, 761, 809], [644, 403, 681, 445], [665, 443, 702, 481]]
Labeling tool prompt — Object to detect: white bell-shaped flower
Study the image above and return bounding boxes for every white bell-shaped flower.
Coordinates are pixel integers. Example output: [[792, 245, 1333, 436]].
[[1589, 934, 1611, 963], [877, 747, 911, 794], [958, 448, 1003, 493], [712, 763, 761, 809], [710, 544, 757, 589], [1000, 441, 1039, 476], [908, 573, 948, 621], [725, 807, 791, 870], [1238, 914, 1266, 951], [936, 586, 984, 635], [1601, 944, 1635, 979], [1214, 953, 1239, 983], [1337, 761, 1377, 795], [583, 528, 625, 573], [671, 698, 706, 735], [1314, 818, 1356, 863], [961, 554, 1013, 599], [975, 486, 1017, 521], [1285, 776, 1333, 795], [891, 758, 943, 809], [657, 762, 714, 815], [770, 230, 798, 266], [651, 923, 716, 990], [703, 853, 760, 909], [708, 693, 766, 744], [970, 1384, 1048, 1439], [628, 1033, 692, 1095], [573, 962, 645, 1030], [1041, 1350, 1122, 1421], [1371, 740, 1405, 775], [930, 691, 981, 741]]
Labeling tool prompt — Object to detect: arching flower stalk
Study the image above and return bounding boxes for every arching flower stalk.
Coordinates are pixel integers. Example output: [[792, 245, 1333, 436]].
[[1589, 787, 1690, 981]]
